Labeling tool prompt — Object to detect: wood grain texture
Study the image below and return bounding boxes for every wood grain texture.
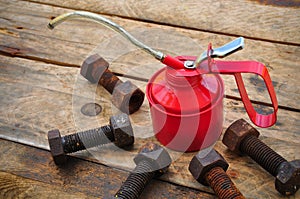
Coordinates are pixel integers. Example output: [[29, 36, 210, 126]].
[[1, 0, 299, 109], [1, 1, 299, 198], [24, 0, 300, 44], [0, 55, 299, 198], [0, 139, 214, 199], [0, 172, 96, 199]]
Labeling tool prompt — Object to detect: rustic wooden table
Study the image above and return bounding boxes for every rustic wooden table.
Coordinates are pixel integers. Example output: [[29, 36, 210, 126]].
[[0, 0, 299, 198]]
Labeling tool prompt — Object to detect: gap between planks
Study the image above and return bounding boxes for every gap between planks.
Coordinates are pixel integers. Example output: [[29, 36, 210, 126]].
[[21, 0, 300, 46]]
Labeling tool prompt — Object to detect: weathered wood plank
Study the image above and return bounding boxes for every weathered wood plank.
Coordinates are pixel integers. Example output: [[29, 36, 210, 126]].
[[24, 0, 300, 44], [0, 55, 299, 144], [0, 55, 299, 198], [0, 172, 96, 199], [1, 0, 299, 109], [0, 139, 214, 199]]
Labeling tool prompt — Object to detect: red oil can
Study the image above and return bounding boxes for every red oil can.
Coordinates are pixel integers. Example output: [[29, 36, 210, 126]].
[[146, 41, 278, 152]]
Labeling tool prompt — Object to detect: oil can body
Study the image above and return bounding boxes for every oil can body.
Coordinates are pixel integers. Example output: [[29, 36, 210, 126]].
[[147, 67, 224, 152]]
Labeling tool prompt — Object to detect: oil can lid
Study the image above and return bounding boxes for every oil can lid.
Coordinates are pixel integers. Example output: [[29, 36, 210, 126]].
[[146, 67, 224, 115]]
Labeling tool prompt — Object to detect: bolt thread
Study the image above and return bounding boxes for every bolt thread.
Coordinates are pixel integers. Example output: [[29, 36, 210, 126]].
[[206, 167, 245, 199], [99, 69, 122, 94], [115, 160, 155, 199], [240, 135, 287, 177], [62, 125, 114, 153]]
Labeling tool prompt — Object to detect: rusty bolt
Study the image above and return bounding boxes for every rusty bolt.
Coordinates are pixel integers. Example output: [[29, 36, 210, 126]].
[[80, 54, 145, 114], [189, 149, 245, 199], [48, 113, 134, 165], [114, 142, 172, 199], [222, 119, 300, 196]]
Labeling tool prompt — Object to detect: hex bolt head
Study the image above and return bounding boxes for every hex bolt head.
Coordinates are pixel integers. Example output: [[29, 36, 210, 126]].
[[222, 119, 260, 154], [189, 149, 229, 185], [112, 80, 145, 114], [80, 54, 109, 83], [134, 142, 172, 176], [275, 160, 300, 196], [110, 113, 134, 147], [48, 129, 66, 165]]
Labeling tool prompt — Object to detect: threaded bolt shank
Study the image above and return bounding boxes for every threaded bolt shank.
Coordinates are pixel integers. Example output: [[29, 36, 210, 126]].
[[62, 125, 114, 153], [115, 160, 155, 199], [240, 135, 286, 176], [99, 69, 122, 94], [206, 167, 245, 199]]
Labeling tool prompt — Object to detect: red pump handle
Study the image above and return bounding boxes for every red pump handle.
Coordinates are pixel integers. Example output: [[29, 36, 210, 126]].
[[210, 60, 278, 128], [169, 55, 278, 128]]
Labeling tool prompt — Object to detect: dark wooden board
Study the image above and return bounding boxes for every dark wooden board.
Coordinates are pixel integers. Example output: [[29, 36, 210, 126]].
[[0, 172, 97, 199], [0, 139, 213, 199]]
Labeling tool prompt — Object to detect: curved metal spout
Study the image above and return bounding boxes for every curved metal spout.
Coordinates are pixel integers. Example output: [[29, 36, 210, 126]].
[[191, 37, 245, 69], [48, 11, 164, 60]]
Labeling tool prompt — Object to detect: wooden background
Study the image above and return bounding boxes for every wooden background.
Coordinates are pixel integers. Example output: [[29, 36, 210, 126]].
[[0, 0, 299, 198]]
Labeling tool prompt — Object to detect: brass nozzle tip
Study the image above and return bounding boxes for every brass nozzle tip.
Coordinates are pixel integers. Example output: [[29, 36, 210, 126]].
[[47, 23, 54, 30]]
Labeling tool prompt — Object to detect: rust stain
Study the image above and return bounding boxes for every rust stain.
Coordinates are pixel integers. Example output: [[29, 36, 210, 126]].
[[249, 0, 300, 7], [0, 45, 23, 56], [227, 169, 240, 179], [139, 142, 159, 153], [0, 28, 19, 37]]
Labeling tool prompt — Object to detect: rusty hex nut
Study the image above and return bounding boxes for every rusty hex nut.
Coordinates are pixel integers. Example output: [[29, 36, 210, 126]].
[[189, 149, 229, 185], [110, 113, 134, 147], [275, 160, 300, 196], [112, 81, 145, 114], [80, 54, 109, 83], [222, 119, 260, 153], [48, 129, 67, 165], [80, 54, 145, 114], [134, 142, 172, 176]]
